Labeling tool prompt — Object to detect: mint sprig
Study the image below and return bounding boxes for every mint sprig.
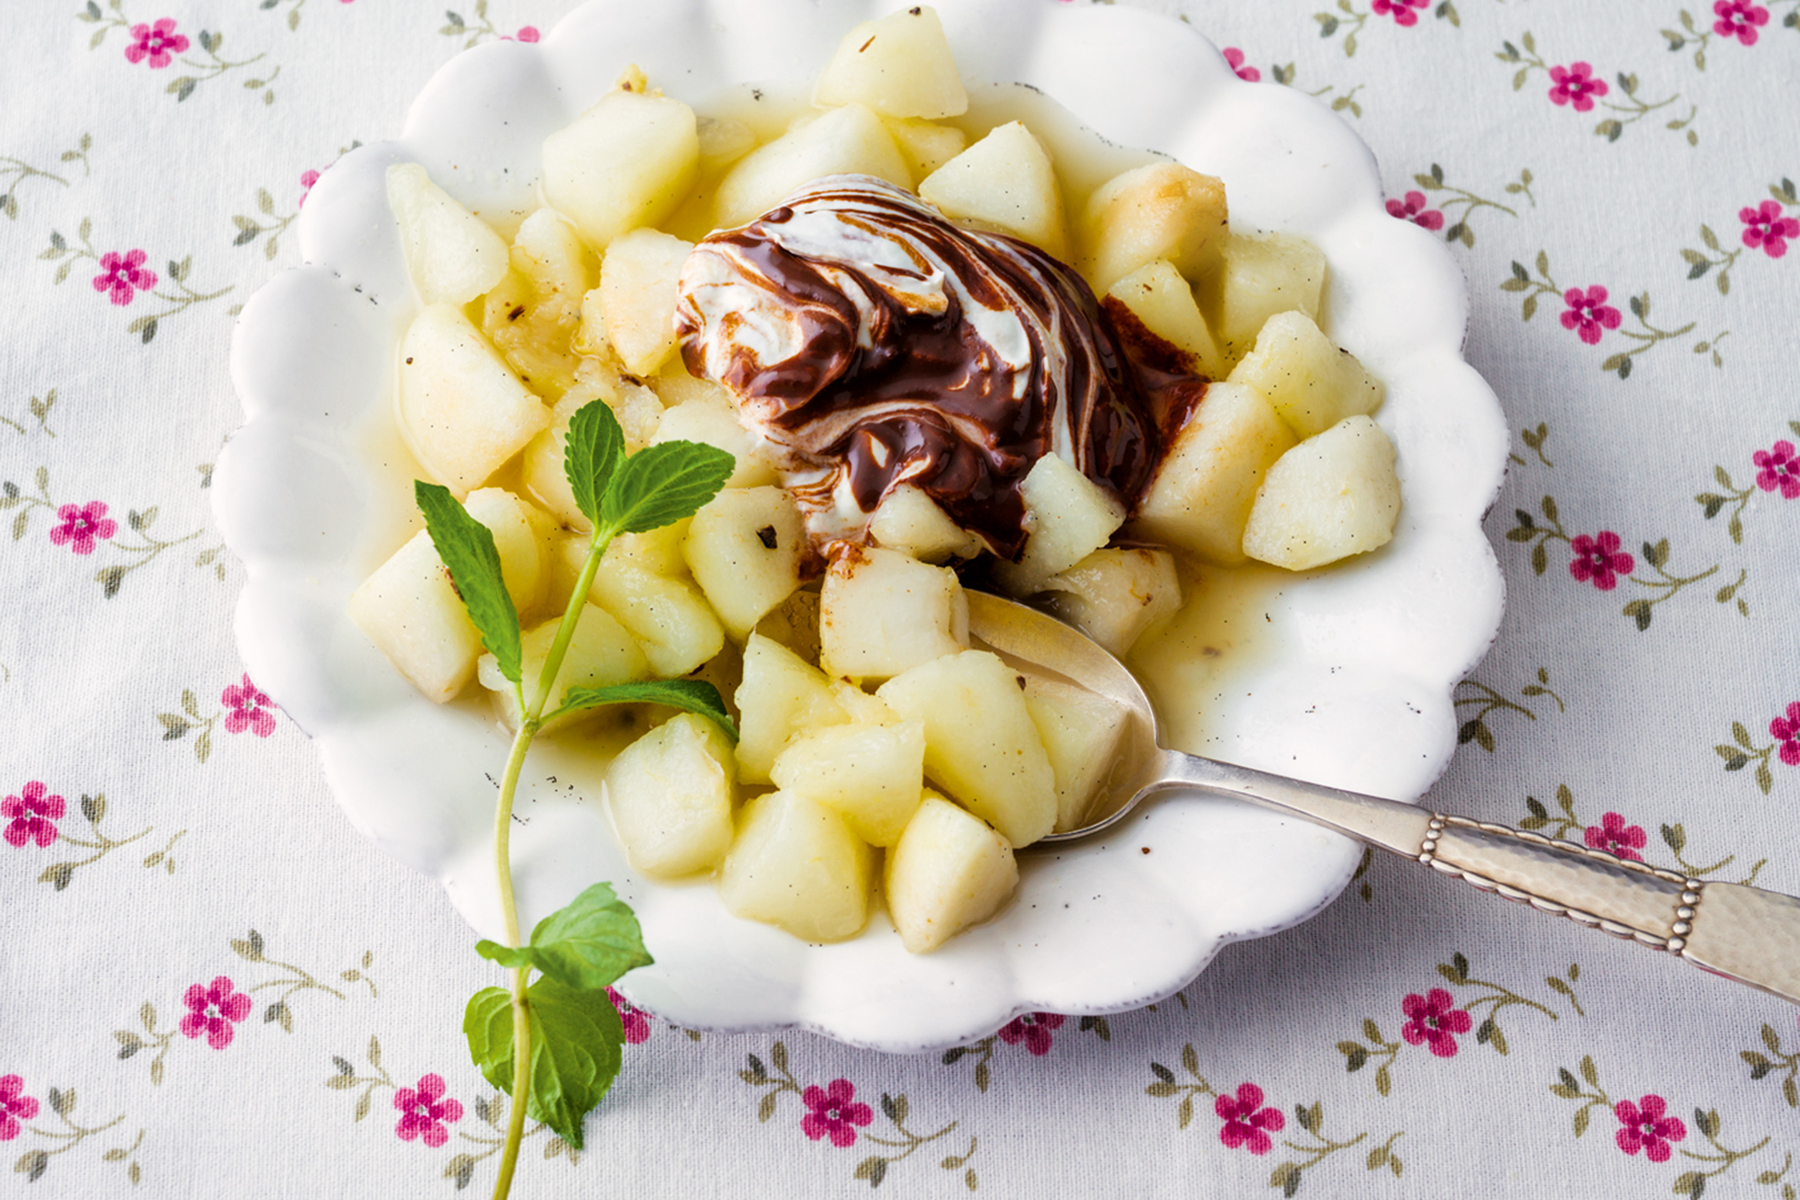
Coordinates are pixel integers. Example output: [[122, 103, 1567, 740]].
[[413, 397, 734, 1193], [563, 398, 625, 527], [464, 976, 626, 1151], [556, 679, 738, 742], [415, 480, 522, 684], [601, 440, 735, 534], [476, 882, 654, 991]]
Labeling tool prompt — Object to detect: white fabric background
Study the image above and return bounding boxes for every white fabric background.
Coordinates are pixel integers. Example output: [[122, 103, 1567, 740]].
[[2, 0, 1798, 1196]]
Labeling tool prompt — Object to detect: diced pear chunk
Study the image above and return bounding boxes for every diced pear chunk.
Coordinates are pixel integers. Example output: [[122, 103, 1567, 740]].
[[1104, 259, 1226, 379], [876, 650, 1057, 847], [1022, 676, 1131, 833], [884, 118, 966, 180], [580, 543, 724, 679], [715, 103, 910, 228], [615, 520, 692, 578], [886, 795, 1018, 954], [696, 116, 757, 171], [483, 267, 581, 399], [819, 547, 968, 682], [604, 713, 736, 878], [813, 5, 968, 120], [991, 455, 1126, 597], [1203, 232, 1327, 364], [477, 606, 649, 732], [1128, 382, 1295, 565], [770, 718, 925, 846], [520, 391, 589, 529], [684, 487, 805, 639], [752, 587, 822, 664], [1243, 415, 1401, 571], [734, 633, 849, 783], [919, 121, 1066, 259], [1041, 548, 1182, 658], [719, 791, 872, 942], [830, 680, 897, 725], [651, 388, 778, 488], [510, 208, 593, 327], [398, 304, 550, 498], [1083, 163, 1228, 293], [598, 228, 693, 376], [348, 531, 479, 703], [1227, 310, 1383, 438], [349, 489, 551, 705], [867, 485, 983, 562], [386, 163, 510, 305], [460, 487, 550, 618], [542, 84, 699, 249]]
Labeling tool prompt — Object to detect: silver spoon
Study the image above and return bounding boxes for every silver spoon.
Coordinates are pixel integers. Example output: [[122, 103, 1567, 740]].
[[966, 590, 1800, 1006]]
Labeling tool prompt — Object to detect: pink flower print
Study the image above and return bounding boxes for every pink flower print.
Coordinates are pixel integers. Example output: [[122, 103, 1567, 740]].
[[222, 674, 277, 737], [1770, 702, 1800, 768], [0, 1076, 39, 1142], [48, 501, 118, 555], [1584, 812, 1647, 860], [800, 1079, 873, 1148], [92, 249, 157, 306], [2, 782, 65, 849], [124, 18, 189, 68], [1740, 200, 1798, 259], [393, 1074, 464, 1148], [1547, 62, 1609, 112], [1713, 1, 1770, 45], [516, 26, 540, 43], [1371, 0, 1429, 26], [1386, 191, 1445, 231], [179, 976, 253, 1050], [1214, 1083, 1285, 1155], [298, 169, 321, 208], [1568, 532, 1634, 592], [607, 987, 650, 1044], [1399, 987, 1472, 1057], [996, 1011, 1064, 1056], [1614, 1094, 1687, 1162], [1754, 441, 1800, 499], [1222, 48, 1261, 82], [1559, 285, 1622, 345]]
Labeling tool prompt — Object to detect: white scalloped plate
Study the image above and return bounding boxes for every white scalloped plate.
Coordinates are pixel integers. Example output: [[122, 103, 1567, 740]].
[[215, 0, 1507, 1052]]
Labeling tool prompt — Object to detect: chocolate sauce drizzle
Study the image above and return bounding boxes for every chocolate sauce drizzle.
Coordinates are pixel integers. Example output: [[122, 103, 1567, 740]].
[[676, 176, 1187, 561]]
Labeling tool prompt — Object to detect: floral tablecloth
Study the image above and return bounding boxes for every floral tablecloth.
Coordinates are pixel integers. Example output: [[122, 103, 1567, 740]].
[[3, 0, 1799, 1195]]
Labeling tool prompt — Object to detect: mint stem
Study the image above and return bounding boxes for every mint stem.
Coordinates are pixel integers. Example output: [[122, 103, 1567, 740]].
[[486, 525, 616, 1200], [492, 964, 531, 1200]]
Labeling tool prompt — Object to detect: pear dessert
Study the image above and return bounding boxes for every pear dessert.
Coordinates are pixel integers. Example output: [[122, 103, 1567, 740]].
[[350, 6, 1401, 951]]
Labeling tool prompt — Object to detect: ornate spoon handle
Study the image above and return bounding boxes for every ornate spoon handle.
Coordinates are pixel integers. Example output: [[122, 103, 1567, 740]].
[[1161, 751, 1800, 1005]]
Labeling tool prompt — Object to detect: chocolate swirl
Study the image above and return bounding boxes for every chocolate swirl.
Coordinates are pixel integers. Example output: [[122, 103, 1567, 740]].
[[673, 175, 1163, 560]]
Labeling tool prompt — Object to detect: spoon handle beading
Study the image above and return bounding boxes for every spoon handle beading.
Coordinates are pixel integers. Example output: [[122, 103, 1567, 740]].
[[1163, 752, 1800, 1006], [1419, 813, 1800, 1005]]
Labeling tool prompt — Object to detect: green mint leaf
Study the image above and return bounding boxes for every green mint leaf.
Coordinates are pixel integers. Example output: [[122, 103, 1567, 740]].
[[525, 882, 653, 990], [527, 977, 624, 1150], [463, 985, 515, 1094], [474, 938, 533, 972], [460, 977, 627, 1150], [415, 481, 522, 683], [563, 400, 625, 527], [559, 679, 738, 742], [600, 441, 734, 535], [473, 883, 653, 990]]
